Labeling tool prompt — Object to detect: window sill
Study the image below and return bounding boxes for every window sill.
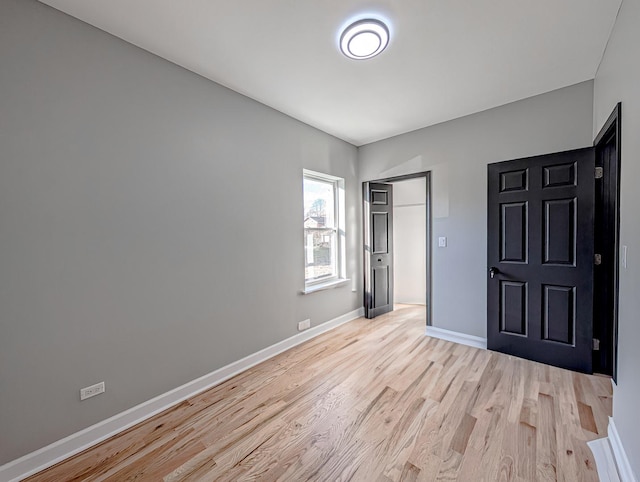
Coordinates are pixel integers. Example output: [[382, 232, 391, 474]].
[[301, 278, 350, 295]]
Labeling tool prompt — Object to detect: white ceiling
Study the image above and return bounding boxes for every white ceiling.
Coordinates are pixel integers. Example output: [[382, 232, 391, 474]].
[[39, 0, 621, 146]]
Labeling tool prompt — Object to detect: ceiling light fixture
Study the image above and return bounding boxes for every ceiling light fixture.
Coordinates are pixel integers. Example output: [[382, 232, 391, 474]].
[[340, 19, 389, 60]]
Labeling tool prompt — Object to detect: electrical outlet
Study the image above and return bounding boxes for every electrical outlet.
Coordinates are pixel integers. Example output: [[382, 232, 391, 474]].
[[298, 319, 311, 331], [438, 236, 447, 248], [80, 381, 105, 401]]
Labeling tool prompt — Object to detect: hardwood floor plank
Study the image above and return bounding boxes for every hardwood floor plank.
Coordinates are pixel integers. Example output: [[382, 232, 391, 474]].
[[517, 420, 537, 481], [536, 393, 558, 482], [451, 413, 476, 455], [25, 305, 612, 482], [399, 461, 421, 482], [577, 401, 599, 434]]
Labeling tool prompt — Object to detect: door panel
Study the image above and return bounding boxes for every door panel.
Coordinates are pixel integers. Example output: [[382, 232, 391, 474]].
[[488, 147, 595, 373], [373, 266, 390, 309], [542, 284, 575, 344], [544, 199, 576, 265], [544, 162, 576, 187], [372, 212, 389, 254], [501, 202, 528, 262], [364, 182, 393, 318], [500, 169, 528, 192], [500, 281, 527, 335], [371, 189, 389, 205]]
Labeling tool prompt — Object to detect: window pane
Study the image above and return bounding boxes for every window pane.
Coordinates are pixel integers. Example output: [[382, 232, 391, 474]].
[[303, 177, 335, 228], [304, 228, 337, 281]]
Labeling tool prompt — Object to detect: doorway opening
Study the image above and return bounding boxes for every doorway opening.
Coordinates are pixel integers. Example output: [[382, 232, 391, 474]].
[[485, 103, 621, 375], [363, 172, 432, 325]]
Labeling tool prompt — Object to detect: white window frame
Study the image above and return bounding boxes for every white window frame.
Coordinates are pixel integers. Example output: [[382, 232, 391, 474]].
[[302, 169, 349, 294]]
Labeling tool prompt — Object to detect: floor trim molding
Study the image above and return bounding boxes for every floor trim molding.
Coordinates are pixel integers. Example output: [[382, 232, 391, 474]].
[[589, 436, 621, 482], [0, 307, 365, 482], [608, 417, 638, 482], [425, 326, 487, 350], [588, 417, 638, 482]]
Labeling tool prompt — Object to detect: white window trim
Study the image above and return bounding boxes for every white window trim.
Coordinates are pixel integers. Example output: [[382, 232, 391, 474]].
[[301, 278, 350, 294], [302, 169, 348, 294]]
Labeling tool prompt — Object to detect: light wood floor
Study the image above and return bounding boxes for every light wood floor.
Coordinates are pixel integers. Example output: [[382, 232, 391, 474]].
[[27, 305, 612, 481]]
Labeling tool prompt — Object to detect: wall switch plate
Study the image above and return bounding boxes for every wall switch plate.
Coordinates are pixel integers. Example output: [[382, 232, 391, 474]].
[[438, 237, 447, 248], [298, 319, 311, 331], [80, 381, 105, 401]]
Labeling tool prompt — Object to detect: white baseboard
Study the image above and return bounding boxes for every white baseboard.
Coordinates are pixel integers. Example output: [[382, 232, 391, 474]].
[[588, 417, 638, 482], [425, 325, 487, 350], [0, 307, 365, 482], [589, 437, 621, 482], [608, 417, 638, 482], [395, 300, 426, 306]]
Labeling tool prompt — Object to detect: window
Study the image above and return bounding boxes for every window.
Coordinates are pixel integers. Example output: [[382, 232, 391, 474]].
[[303, 170, 347, 292]]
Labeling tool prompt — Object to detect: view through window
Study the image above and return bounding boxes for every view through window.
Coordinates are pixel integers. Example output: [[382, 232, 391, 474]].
[[303, 172, 341, 285]]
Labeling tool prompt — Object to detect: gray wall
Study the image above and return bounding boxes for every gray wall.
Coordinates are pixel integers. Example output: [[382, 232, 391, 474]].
[[359, 81, 595, 337], [593, 0, 640, 476], [3, 0, 631, 471], [0, 0, 360, 464]]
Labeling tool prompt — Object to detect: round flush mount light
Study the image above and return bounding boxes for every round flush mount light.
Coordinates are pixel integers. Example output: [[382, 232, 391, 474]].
[[340, 19, 389, 60]]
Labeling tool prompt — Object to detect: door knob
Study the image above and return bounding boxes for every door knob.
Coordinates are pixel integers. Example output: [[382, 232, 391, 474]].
[[489, 267, 499, 279]]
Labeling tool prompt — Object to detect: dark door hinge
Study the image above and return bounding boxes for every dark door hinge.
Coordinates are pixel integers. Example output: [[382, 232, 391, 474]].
[[595, 166, 604, 179]]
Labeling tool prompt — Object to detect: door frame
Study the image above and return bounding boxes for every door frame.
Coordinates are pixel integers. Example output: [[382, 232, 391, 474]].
[[363, 171, 432, 325], [593, 102, 622, 380]]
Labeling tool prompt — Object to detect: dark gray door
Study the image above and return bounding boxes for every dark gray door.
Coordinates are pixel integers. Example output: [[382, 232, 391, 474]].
[[487, 148, 595, 373], [363, 182, 393, 319]]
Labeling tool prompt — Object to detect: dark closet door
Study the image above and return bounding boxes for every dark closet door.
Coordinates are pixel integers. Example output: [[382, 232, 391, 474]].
[[487, 148, 595, 373], [363, 182, 393, 319]]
